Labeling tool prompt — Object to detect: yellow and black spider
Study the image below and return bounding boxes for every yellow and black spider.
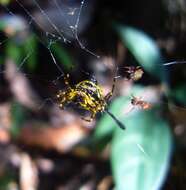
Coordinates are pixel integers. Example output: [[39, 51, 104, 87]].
[[56, 73, 125, 130]]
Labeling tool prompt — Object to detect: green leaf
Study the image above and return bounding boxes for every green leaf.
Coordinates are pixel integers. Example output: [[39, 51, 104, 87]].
[[10, 102, 26, 138], [0, 20, 6, 30], [5, 34, 38, 70], [110, 96, 172, 190], [92, 97, 128, 151], [0, 0, 11, 5], [0, 55, 4, 65], [5, 40, 23, 64], [92, 86, 144, 150], [0, 172, 15, 189], [50, 43, 74, 70], [22, 34, 38, 71], [91, 113, 115, 151], [116, 25, 167, 82], [170, 84, 186, 106]]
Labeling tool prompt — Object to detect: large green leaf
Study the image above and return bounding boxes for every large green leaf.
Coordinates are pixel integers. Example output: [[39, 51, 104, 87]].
[[92, 100, 126, 151], [92, 86, 144, 150], [110, 96, 172, 190], [116, 25, 167, 82]]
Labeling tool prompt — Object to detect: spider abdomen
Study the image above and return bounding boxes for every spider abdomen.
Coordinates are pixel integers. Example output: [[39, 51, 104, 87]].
[[56, 80, 106, 115]]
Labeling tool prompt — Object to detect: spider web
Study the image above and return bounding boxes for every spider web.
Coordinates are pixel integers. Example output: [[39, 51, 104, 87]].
[[0, 0, 186, 161], [0, 0, 186, 118], [0, 0, 104, 118], [0, 0, 99, 79]]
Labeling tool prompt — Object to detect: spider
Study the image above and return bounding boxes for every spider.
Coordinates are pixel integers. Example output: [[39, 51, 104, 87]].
[[56, 73, 125, 130], [124, 66, 144, 81]]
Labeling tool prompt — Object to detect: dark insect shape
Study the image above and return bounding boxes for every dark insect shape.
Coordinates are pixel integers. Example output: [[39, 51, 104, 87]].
[[56, 74, 125, 130]]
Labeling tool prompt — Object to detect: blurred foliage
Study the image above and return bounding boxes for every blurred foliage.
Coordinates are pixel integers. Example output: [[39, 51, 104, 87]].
[[170, 85, 186, 106], [0, 172, 15, 190], [94, 86, 172, 190], [111, 97, 172, 190], [0, 0, 11, 6], [10, 102, 26, 138], [92, 25, 175, 190], [50, 42, 74, 71], [4, 34, 37, 71], [5, 39, 22, 64], [116, 25, 166, 82], [0, 16, 74, 72], [22, 34, 38, 71], [4, 34, 73, 72]]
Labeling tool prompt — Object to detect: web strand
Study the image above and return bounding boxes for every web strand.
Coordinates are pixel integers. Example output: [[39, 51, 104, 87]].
[[17, 50, 34, 71], [0, 4, 34, 45], [163, 61, 186, 66], [14, 0, 46, 33], [52, 0, 74, 37], [14, 0, 68, 43], [31, 0, 69, 43], [6, 0, 99, 76], [52, 0, 100, 58], [14, 0, 67, 44], [1, 1, 67, 77], [47, 39, 64, 76]]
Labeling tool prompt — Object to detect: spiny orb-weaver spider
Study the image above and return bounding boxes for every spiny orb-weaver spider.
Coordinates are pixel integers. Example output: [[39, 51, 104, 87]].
[[56, 74, 125, 130]]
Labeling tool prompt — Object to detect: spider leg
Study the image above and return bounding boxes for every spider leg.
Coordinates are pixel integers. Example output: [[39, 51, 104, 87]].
[[136, 66, 142, 69], [123, 66, 131, 69], [105, 109, 125, 130], [58, 97, 66, 109], [56, 90, 69, 109], [53, 73, 73, 86], [123, 66, 133, 73], [105, 76, 116, 102], [82, 117, 93, 122], [81, 111, 96, 122], [64, 74, 71, 87]]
